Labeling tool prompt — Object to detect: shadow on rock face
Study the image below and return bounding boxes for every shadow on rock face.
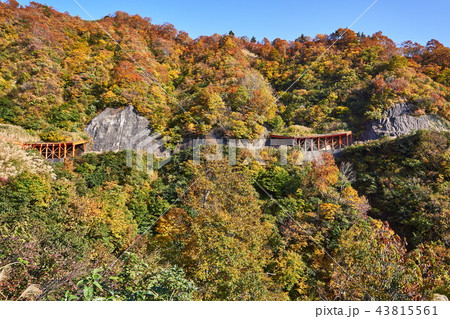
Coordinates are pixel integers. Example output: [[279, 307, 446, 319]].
[[362, 103, 449, 141], [84, 105, 153, 152]]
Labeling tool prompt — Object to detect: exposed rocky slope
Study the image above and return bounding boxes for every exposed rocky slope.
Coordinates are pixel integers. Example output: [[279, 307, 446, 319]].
[[85, 105, 153, 152], [86, 104, 450, 152], [363, 104, 449, 140]]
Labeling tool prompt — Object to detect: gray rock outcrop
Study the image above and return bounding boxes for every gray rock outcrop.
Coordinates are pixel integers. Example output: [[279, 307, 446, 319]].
[[363, 103, 449, 140], [84, 105, 154, 152]]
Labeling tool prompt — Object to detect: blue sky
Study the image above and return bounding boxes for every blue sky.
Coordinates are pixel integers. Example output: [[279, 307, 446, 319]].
[[11, 0, 450, 46]]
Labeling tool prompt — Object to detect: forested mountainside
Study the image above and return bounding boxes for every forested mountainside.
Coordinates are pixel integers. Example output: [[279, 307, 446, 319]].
[[1, 130, 448, 301], [0, 1, 449, 141], [0, 1, 449, 301]]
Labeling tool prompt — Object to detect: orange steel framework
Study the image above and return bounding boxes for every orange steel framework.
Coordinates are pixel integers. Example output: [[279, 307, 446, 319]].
[[269, 131, 353, 151], [23, 141, 87, 160]]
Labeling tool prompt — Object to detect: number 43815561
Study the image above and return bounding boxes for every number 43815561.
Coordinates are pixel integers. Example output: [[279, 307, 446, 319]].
[[375, 305, 438, 316]]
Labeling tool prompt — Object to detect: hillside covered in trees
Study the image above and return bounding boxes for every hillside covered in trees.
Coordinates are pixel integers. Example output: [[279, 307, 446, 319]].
[[0, 1, 449, 301], [0, 1, 449, 141]]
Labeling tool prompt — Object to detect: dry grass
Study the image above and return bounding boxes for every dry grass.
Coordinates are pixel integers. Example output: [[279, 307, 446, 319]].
[[242, 48, 258, 58], [63, 130, 90, 142], [18, 284, 42, 301], [0, 140, 54, 181], [0, 124, 40, 143], [0, 265, 12, 282]]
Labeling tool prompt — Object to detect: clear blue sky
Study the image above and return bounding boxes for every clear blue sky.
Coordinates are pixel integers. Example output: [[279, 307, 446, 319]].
[[11, 0, 450, 46]]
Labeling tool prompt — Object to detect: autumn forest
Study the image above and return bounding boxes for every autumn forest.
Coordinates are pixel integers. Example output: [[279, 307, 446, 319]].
[[0, 1, 449, 301]]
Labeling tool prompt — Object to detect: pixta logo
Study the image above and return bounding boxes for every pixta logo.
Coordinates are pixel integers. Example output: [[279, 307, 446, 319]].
[[126, 131, 172, 174], [124, 134, 339, 173]]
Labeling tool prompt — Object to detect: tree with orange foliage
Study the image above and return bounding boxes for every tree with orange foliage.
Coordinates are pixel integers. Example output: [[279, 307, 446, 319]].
[[311, 153, 340, 194]]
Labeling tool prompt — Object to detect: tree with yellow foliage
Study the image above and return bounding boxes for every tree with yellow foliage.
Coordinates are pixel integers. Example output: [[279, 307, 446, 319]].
[[330, 219, 420, 300], [155, 161, 285, 300]]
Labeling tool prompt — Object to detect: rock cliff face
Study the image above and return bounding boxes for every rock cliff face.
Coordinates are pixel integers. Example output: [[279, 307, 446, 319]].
[[362, 104, 449, 140], [85, 104, 449, 152], [84, 105, 153, 152]]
